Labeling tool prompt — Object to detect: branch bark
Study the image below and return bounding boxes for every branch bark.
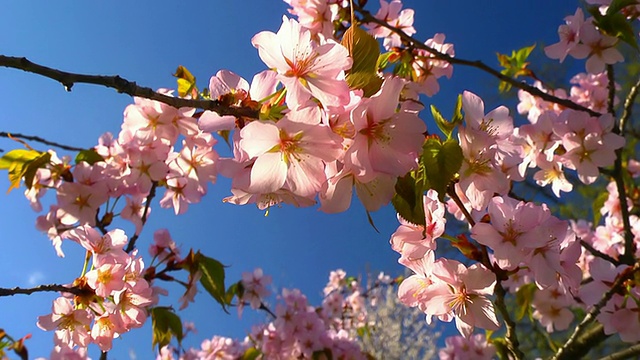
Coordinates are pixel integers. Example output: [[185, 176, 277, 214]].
[[0, 55, 259, 119], [355, 6, 601, 117], [0, 284, 81, 297]]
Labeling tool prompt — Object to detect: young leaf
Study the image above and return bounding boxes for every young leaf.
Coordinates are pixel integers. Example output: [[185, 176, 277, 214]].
[[75, 149, 105, 165], [345, 72, 383, 97], [377, 51, 394, 70], [421, 138, 463, 201], [451, 94, 464, 126], [430, 105, 455, 139], [225, 280, 244, 304], [150, 307, 183, 351], [0, 149, 49, 192], [23, 152, 51, 190], [240, 347, 261, 360], [196, 252, 228, 311], [391, 172, 426, 226], [0, 149, 41, 170], [496, 44, 536, 92], [341, 25, 380, 74], [173, 65, 198, 98]]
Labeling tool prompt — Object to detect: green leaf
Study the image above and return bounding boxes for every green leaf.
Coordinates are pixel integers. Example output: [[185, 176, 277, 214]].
[[75, 149, 105, 165], [341, 25, 380, 74], [196, 252, 228, 311], [421, 138, 463, 201], [240, 347, 261, 360], [173, 65, 198, 98], [0, 149, 49, 192], [431, 105, 455, 139], [391, 172, 426, 226], [496, 44, 536, 92], [225, 280, 244, 305], [23, 152, 51, 190], [150, 307, 183, 351], [393, 58, 413, 78], [589, 2, 639, 50], [607, 0, 639, 16], [377, 51, 394, 70], [345, 71, 384, 97], [0, 149, 40, 170], [452, 94, 463, 125], [515, 283, 537, 321]]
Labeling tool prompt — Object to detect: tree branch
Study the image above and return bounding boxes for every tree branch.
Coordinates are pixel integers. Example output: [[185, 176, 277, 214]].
[[125, 182, 157, 253], [354, 7, 601, 117], [619, 74, 640, 135], [494, 281, 524, 360], [552, 262, 640, 360], [611, 68, 637, 265], [0, 284, 81, 297], [580, 239, 622, 266], [597, 342, 640, 360], [0, 132, 84, 152], [0, 55, 259, 119]]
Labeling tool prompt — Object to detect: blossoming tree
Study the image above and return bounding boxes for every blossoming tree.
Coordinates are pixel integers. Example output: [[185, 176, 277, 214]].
[[1, 0, 640, 359]]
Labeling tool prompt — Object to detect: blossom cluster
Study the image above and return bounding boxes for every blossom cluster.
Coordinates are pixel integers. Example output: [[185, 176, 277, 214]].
[[155, 270, 404, 360], [6, 0, 640, 358], [37, 226, 158, 356]]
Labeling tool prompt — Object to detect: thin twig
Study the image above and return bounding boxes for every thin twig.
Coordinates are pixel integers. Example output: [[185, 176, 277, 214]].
[[619, 75, 640, 134], [0, 55, 259, 119], [355, 6, 601, 117], [580, 239, 622, 266], [607, 64, 616, 117], [0, 284, 81, 297], [0, 132, 84, 152], [259, 302, 277, 319], [610, 67, 638, 265], [596, 343, 640, 360], [494, 281, 524, 360], [125, 182, 157, 253], [552, 262, 640, 360]]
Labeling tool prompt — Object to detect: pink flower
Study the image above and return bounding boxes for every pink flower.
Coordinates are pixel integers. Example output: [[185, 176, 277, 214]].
[[240, 268, 273, 310], [66, 225, 128, 266], [471, 196, 551, 269], [391, 189, 445, 262], [37, 297, 93, 348], [91, 312, 126, 351], [570, 20, 624, 74], [439, 334, 496, 360], [545, 8, 585, 62], [251, 16, 351, 109], [367, 0, 416, 49], [345, 77, 426, 182], [239, 116, 342, 197], [85, 263, 127, 297], [422, 259, 499, 337]]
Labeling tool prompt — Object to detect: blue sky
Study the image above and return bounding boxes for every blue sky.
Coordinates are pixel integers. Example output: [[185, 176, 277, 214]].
[[0, 1, 578, 358]]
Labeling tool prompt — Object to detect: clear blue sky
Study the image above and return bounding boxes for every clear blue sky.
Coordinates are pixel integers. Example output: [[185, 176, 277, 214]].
[[0, 1, 578, 358]]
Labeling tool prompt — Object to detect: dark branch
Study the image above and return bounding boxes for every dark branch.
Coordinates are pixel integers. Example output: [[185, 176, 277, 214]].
[[552, 262, 640, 360], [580, 239, 622, 266], [125, 182, 157, 253], [355, 7, 601, 117], [0, 284, 81, 297], [619, 74, 640, 135], [597, 342, 640, 360], [0, 132, 84, 152], [0, 55, 259, 119]]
